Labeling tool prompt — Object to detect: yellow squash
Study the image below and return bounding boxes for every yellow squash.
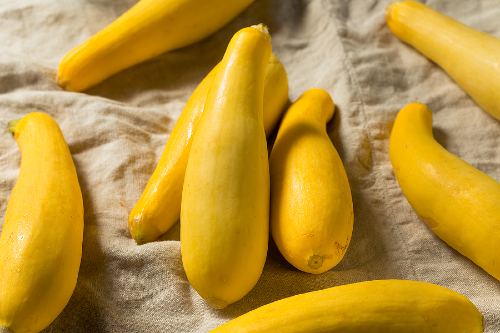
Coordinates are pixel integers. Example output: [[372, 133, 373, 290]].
[[57, 0, 255, 91], [211, 280, 483, 333], [387, 1, 500, 120], [390, 103, 500, 280], [129, 54, 288, 244], [0, 113, 84, 333], [181, 25, 271, 309], [270, 89, 353, 274]]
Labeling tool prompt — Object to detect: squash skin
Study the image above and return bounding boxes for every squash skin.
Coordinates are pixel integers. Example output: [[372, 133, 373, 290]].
[[390, 103, 500, 280], [180, 25, 271, 309], [211, 280, 483, 333], [57, 0, 255, 91], [0, 113, 84, 333], [128, 54, 288, 244], [387, 1, 500, 120], [270, 89, 353, 274]]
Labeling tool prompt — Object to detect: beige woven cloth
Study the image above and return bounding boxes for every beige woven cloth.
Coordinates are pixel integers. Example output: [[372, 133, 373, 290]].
[[0, 0, 498, 332]]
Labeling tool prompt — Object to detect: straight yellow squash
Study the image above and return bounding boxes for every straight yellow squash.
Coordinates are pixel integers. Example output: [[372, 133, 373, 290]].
[[270, 89, 353, 274], [211, 280, 483, 333], [0, 113, 84, 333], [390, 103, 500, 280], [387, 1, 500, 120], [129, 54, 288, 244], [181, 25, 271, 309], [57, 0, 255, 91]]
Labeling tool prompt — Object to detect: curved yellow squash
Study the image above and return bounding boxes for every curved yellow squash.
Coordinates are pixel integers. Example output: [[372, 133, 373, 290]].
[[387, 1, 500, 120], [57, 0, 255, 91], [270, 89, 353, 274], [181, 25, 271, 309], [390, 103, 500, 280], [128, 54, 288, 244], [0, 113, 84, 333], [211, 280, 483, 333]]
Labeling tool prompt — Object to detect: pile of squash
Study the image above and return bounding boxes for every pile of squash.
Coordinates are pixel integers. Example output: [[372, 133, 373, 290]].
[[0, 0, 498, 332]]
